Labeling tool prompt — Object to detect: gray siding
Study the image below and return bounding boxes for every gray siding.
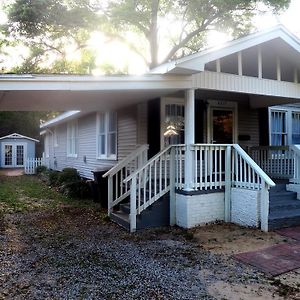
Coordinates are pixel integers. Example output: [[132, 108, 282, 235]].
[[237, 103, 260, 148], [117, 106, 138, 160], [46, 105, 145, 179], [137, 103, 148, 145], [47, 113, 116, 179]]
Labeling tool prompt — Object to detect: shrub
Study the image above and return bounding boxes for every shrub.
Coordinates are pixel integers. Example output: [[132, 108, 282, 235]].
[[48, 170, 60, 186], [58, 168, 80, 185], [36, 165, 47, 174], [61, 180, 92, 199]]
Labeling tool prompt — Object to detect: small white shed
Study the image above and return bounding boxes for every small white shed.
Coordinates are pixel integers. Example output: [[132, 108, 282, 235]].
[[0, 133, 39, 168]]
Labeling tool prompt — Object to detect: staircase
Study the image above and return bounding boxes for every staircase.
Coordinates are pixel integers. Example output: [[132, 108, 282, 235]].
[[110, 192, 170, 230], [269, 181, 300, 230]]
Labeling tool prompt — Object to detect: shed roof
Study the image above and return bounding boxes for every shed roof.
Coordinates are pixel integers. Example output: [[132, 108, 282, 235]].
[[0, 133, 39, 142]]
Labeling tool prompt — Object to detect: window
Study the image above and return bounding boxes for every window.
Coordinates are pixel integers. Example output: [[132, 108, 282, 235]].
[[67, 120, 78, 157], [292, 112, 300, 144], [53, 127, 58, 147], [97, 112, 117, 159], [270, 110, 287, 146], [161, 98, 185, 148], [44, 135, 50, 158]]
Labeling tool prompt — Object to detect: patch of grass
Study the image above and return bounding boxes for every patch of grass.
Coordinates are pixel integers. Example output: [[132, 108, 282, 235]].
[[0, 175, 96, 213]]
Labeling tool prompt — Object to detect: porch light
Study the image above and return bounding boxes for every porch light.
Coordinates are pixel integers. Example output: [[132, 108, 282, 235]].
[[164, 125, 178, 137]]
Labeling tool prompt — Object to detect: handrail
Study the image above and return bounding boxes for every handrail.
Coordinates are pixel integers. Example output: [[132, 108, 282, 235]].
[[103, 144, 149, 178], [250, 146, 289, 151], [123, 145, 177, 183], [233, 144, 275, 187]]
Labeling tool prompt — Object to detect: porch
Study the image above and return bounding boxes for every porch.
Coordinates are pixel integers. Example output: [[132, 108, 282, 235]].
[[104, 142, 300, 232]]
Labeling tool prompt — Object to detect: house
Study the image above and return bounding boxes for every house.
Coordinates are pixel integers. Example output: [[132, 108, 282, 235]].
[[0, 133, 39, 168], [3, 25, 300, 232]]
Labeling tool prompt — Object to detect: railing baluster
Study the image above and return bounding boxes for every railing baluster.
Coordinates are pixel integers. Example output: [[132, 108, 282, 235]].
[[200, 146, 203, 190]]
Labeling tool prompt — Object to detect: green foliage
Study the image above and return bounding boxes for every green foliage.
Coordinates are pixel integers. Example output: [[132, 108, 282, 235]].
[[58, 168, 80, 185], [36, 165, 48, 174], [48, 170, 60, 186], [102, 0, 291, 67]]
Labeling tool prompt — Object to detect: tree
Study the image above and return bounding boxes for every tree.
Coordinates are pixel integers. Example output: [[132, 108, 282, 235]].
[[4, 0, 291, 72], [4, 0, 100, 74], [101, 0, 291, 68]]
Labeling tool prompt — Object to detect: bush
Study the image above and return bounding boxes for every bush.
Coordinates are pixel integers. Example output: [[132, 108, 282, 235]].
[[48, 170, 60, 186], [58, 168, 80, 185], [36, 165, 47, 174], [60, 180, 92, 199]]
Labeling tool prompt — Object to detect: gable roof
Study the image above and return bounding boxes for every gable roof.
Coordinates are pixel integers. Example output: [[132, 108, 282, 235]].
[[151, 25, 300, 74], [0, 133, 39, 142], [40, 111, 81, 129]]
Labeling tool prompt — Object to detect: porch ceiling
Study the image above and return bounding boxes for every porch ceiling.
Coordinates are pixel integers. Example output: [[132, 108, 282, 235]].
[[0, 74, 191, 111]]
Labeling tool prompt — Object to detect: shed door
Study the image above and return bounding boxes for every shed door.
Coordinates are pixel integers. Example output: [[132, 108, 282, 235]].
[[4, 144, 13, 167], [1, 143, 26, 168]]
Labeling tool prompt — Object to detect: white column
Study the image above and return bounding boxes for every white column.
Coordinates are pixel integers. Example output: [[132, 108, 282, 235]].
[[258, 46, 262, 79], [184, 89, 195, 191], [276, 56, 281, 81], [238, 51, 243, 76], [294, 68, 298, 84], [216, 59, 221, 72]]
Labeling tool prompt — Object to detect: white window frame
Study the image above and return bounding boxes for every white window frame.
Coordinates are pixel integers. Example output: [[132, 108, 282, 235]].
[[53, 127, 59, 147], [67, 120, 78, 158], [96, 112, 117, 160], [160, 97, 185, 149], [269, 106, 300, 146], [44, 134, 50, 158]]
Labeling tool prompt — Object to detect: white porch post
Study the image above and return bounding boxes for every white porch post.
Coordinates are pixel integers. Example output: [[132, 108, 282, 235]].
[[184, 89, 195, 191]]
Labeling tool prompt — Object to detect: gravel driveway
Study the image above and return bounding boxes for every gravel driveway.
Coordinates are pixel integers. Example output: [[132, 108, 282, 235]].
[[0, 206, 285, 300], [0, 175, 298, 299]]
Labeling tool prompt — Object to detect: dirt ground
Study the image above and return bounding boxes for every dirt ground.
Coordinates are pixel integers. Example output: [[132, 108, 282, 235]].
[[192, 223, 300, 299], [0, 175, 300, 299]]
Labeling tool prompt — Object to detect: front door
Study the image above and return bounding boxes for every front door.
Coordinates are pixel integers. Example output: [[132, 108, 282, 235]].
[[2, 143, 26, 168], [211, 109, 234, 144]]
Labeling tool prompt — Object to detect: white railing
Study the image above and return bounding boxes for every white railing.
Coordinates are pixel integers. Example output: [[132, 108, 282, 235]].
[[124, 145, 177, 232], [290, 145, 300, 184], [115, 143, 275, 232], [24, 158, 45, 174], [191, 144, 227, 190], [249, 146, 294, 179], [232, 145, 275, 231], [103, 144, 149, 215]]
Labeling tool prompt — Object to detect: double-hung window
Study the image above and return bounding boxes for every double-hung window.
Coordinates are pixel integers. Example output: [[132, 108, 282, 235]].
[[97, 112, 117, 159], [269, 110, 287, 146], [67, 120, 78, 157]]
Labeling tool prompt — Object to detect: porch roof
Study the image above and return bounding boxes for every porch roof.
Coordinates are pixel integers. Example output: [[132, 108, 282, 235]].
[[0, 74, 191, 111]]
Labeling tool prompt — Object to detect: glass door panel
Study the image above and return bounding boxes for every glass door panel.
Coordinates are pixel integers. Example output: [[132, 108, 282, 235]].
[[16, 145, 24, 166], [4, 145, 13, 166], [212, 109, 233, 144]]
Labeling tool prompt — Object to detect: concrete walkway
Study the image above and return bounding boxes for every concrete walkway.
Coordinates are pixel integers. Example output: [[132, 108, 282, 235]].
[[0, 169, 24, 176]]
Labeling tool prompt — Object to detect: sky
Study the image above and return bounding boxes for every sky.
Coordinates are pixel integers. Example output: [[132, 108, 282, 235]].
[[0, 0, 300, 74]]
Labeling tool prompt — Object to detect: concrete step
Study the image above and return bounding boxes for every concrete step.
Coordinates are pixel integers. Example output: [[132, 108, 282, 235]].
[[110, 211, 130, 231], [269, 191, 297, 202], [269, 208, 300, 230], [111, 192, 170, 231], [269, 199, 300, 211]]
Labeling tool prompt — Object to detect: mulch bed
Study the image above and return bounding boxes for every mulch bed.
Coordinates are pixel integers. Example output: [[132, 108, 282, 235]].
[[234, 242, 300, 276]]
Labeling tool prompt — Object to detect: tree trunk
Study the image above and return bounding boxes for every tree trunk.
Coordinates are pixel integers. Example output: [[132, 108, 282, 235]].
[[149, 0, 159, 69]]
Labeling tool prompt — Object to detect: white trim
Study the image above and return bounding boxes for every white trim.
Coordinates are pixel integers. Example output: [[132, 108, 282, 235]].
[[160, 97, 185, 150], [0, 133, 39, 143], [151, 25, 300, 74], [207, 100, 238, 144], [96, 112, 117, 160], [40, 111, 81, 128], [67, 120, 78, 158], [1, 142, 27, 168]]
